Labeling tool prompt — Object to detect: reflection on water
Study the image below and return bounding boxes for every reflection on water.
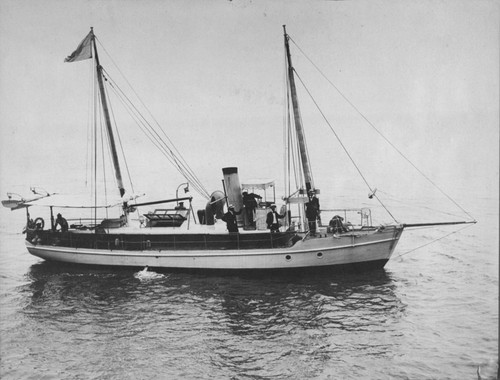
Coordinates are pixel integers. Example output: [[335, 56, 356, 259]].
[[17, 262, 406, 379], [217, 271, 404, 334], [23, 262, 404, 329]]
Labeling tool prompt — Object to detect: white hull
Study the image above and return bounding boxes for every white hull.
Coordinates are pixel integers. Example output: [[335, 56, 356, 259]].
[[26, 227, 403, 271]]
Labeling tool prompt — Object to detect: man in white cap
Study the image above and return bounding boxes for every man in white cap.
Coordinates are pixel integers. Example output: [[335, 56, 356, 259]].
[[266, 204, 284, 233], [221, 204, 242, 233]]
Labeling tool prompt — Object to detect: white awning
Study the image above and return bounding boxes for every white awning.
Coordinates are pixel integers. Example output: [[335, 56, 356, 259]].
[[241, 179, 275, 191]]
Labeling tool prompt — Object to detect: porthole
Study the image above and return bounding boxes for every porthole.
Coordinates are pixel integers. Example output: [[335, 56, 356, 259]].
[[285, 255, 292, 261], [317, 252, 323, 258]]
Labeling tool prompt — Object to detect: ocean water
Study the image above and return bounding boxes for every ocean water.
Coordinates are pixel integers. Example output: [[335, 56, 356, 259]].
[[0, 196, 497, 380]]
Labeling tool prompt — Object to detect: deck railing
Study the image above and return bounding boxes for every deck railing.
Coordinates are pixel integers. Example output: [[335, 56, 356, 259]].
[[319, 208, 372, 228], [27, 229, 298, 252]]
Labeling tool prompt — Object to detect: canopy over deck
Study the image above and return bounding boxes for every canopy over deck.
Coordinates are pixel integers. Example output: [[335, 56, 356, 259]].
[[241, 179, 275, 191]]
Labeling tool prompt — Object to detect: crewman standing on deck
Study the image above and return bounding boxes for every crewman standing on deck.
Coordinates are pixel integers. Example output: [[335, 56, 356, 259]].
[[305, 190, 320, 235], [221, 205, 242, 233], [266, 204, 285, 233], [55, 213, 69, 232], [242, 190, 262, 227]]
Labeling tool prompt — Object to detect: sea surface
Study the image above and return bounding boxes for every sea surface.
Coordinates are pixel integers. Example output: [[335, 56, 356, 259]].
[[0, 196, 497, 380]]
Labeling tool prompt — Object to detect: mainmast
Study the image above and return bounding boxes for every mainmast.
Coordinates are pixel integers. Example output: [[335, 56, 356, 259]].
[[90, 28, 126, 198], [283, 25, 314, 193]]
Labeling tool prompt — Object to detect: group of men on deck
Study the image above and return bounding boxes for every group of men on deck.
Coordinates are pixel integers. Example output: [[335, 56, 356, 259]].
[[221, 189, 323, 235], [221, 203, 284, 234]]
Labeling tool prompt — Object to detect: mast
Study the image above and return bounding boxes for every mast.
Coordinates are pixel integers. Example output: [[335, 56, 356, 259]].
[[90, 28, 126, 198], [283, 25, 314, 192]]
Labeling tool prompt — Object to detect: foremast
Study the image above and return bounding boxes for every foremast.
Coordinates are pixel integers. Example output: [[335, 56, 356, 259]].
[[283, 25, 315, 193], [90, 28, 126, 198]]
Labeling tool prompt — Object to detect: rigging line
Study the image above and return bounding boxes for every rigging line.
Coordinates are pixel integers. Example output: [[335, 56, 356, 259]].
[[103, 83, 199, 185], [293, 69, 399, 223], [98, 101, 120, 222], [105, 82, 175, 159], [99, 112, 109, 218], [286, 71, 316, 188], [94, 84, 100, 225], [288, 103, 294, 195], [287, 98, 296, 191], [96, 44, 210, 198], [105, 88, 204, 197], [99, 81, 210, 200], [91, 73, 98, 223], [293, 124, 305, 191], [395, 223, 474, 259], [285, 68, 304, 194], [284, 56, 295, 198], [103, 79, 136, 195], [104, 74, 175, 154], [35, 204, 122, 209], [104, 81, 208, 197], [376, 189, 467, 220], [110, 108, 205, 196], [98, 87, 118, 195], [289, 109, 299, 196], [97, 40, 179, 151], [107, 87, 205, 197], [288, 106, 305, 201], [283, 50, 289, 197], [103, 74, 209, 199], [85, 61, 94, 188], [106, 64, 199, 185], [287, 104, 295, 195], [97, 88, 116, 214], [291, 119, 304, 193], [295, 104, 315, 189], [286, 69, 293, 195], [288, 36, 475, 222]]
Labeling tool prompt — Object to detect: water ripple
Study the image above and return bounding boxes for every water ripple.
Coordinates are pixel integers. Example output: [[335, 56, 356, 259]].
[[0, 227, 496, 380]]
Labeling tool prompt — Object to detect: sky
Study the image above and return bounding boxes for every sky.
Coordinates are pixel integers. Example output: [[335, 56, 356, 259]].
[[0, 0, 498, 223]]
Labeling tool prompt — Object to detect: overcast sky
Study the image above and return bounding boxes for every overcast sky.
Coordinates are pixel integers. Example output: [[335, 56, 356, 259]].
[[0, 0, 498, 221]]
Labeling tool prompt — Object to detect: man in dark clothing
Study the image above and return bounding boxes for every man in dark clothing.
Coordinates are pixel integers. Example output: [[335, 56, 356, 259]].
[[329, 215, 348, 234], [55, 213, 69, 232], [305, 190, 320, 235], [242, 191, 262, 227], [221, 205, 242, 233], [266, 204, 284, 233]]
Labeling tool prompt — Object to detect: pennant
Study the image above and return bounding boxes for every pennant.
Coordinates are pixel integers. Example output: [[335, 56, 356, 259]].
[[64, 31, 93, 63]]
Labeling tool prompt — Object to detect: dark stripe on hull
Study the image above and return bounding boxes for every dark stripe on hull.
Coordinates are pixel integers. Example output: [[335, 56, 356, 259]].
[[36, 257, 389, 275]]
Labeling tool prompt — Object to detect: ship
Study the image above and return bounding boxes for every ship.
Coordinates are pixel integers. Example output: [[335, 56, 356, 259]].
[[2, 26, 475, 272]]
